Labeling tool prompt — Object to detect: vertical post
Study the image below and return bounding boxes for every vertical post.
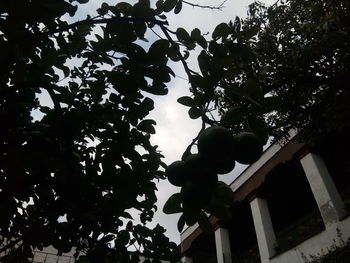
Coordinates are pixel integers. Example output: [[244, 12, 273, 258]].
[[250, 197, 276, 263], [215, 227, 232, 263], [300, 152, 346, 226]]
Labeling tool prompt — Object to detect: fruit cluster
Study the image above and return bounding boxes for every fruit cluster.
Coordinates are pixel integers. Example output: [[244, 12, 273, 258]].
[[166, 126, 263, 208]]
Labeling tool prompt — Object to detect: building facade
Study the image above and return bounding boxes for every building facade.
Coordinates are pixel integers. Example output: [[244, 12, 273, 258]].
[[180, 130, 350, 263]]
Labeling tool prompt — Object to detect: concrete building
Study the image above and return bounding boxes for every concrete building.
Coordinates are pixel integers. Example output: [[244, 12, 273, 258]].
[[180, 130, 350, 263]]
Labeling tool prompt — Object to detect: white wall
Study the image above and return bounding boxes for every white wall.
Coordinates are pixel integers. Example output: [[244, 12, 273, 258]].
[[270, 215, 350, 263]]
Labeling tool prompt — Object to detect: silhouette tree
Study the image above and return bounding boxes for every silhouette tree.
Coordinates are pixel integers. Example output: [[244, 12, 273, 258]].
[[1, 0, 348, 262], [212, 0, 350, 142]]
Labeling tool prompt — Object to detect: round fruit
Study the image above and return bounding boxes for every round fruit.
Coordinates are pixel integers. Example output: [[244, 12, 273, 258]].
[[198, 126, 235, 163], [232, 132, 263, 164], [184, 154, 218, 184], [181, 181, 213, 207], [211, 158, 236, 175], [184, 154, 206, 175], [166, 160, 189, 187]]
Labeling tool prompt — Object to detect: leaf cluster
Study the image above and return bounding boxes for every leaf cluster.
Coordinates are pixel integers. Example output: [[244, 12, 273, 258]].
[[0, 0, 186, 262], [173, 0, 349, 146], [163, 181, 234, 233], [213, 0, 350, 142]]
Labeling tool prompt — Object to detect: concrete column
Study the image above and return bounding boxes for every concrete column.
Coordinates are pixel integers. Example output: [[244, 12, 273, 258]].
[[250, 197, 276, 263], [181, 256, 193, 263], [215, 227, 232, 263], [300, 152, 347, 226]]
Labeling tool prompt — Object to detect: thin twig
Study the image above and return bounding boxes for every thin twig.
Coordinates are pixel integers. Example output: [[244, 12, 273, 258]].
[[159, 25, 199, 96], [175, 74, 188, 81], [202, 114, 220, 126], [182, 0, 227, 10], [86, 44, 123, 61], [182, 121, 206, 160], [150, 28, 163, 40]]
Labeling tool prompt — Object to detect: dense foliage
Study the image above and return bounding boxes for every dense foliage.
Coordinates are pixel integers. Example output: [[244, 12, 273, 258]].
[[163, 0, 350, 234], [213, 0, 350, 142], [1, 0, 349, 261], [0, 0, 193, 262]]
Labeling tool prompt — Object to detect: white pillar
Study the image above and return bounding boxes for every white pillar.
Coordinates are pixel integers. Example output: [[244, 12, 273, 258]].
[[215, 227, 232, 263], [181, 256, 193, 263], [300, 152, 346, 226], [250, 197, 276, 263]]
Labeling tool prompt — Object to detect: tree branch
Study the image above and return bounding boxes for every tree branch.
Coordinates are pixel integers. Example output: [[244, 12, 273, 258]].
[[159, 25, 200, 96], [181, 121, 206, 160], [182, 0, 227, 10]]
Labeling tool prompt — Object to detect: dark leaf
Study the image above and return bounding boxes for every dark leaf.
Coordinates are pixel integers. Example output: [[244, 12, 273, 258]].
[[188, 107, 202, 119], [126, 221, 133, 231], [133, 22, 147, 39], [133, 0, 151, 18], [148, 39, 170, 62], [220, 107, 245, 126], [182, 203, 200, 226], [163, 193, 182, 214], [241, 24, 261, 40], [233, 16, 241, 33], [142, 81, 168, 95], [100, 234, 115, 243], [177, 214, 186, 232], [197, 50, 210, 76], [97, 3, 109, 15], [57, 65, 70, 78], [212, 23, 231, 40], [140, 97, 154, 112], [191, 28, 207, 49], [176, 28, 190, 42], [115, 2, 133, 15], [167, 45, 180, 62], [177, 96, 194, 107], [137, 119, 156, 134], [174, 0, 182, 14], [162, 0, 178, 12]]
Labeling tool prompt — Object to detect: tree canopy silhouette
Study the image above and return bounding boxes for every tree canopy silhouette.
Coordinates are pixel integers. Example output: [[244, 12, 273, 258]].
[[1, 0, 349, 262], [214, 0, 350, 142]]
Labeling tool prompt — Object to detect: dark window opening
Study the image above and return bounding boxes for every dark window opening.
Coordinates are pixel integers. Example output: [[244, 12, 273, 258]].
[[224, 201, 260, 263], [315, 130, 350, 206], [187, 232, 217, 263], [258, 159, 325, 253]]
